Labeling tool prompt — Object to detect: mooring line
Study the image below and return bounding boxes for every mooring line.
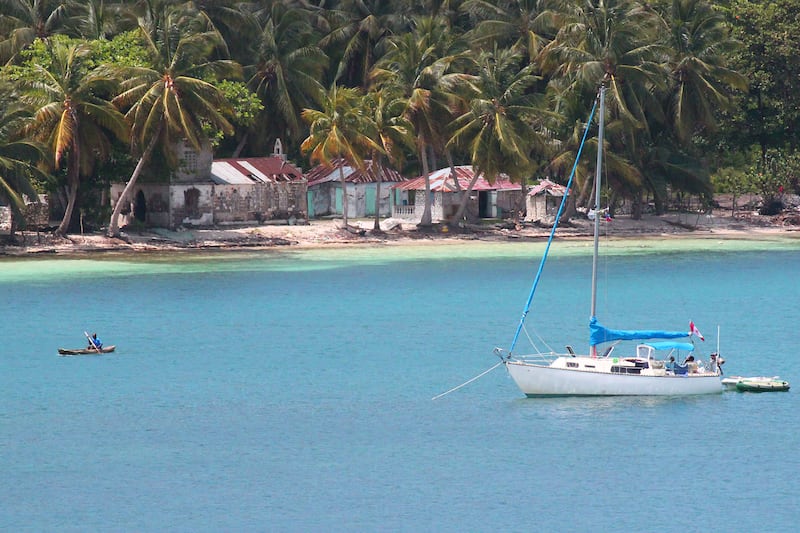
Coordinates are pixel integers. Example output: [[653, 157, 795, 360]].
[[431, 361, 504, 400]]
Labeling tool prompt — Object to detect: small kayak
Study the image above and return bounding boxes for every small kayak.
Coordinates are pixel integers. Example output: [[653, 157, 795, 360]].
[[722, 376, 790, 392], [58, 345, 116, 356], [736, 378, 790, 392]]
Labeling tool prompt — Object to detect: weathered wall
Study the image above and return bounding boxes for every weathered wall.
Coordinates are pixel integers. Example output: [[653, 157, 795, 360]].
[[213, 182, 307, 224], [111, 181, 308, 229], [170, 184, 215, 227], [110, 184, 171, 228], [310, 183, 335, 217]]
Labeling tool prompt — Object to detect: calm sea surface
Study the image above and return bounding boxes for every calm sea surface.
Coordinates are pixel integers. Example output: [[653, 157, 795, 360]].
[[2, 236, 799, 532]]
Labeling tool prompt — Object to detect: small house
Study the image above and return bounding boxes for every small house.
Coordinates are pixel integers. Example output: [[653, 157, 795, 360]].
[[306, 159, 405, 219], [526, 179, 566, 223], [392, 166, 523, 223]]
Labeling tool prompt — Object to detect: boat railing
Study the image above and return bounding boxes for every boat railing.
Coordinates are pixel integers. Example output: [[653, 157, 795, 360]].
[[508, 352, 562, 365]]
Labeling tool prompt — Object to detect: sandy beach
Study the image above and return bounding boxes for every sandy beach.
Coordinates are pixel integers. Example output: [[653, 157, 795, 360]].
[[2, 207, 799, 257]]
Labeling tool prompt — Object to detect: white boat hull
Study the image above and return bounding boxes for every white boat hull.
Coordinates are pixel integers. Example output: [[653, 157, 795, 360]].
[[505, 360, 722, 396]]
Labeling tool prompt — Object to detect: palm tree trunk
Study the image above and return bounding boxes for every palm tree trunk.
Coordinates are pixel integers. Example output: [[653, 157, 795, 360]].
[[419, 145, 432, 227], [339, 163, 348, 227], [56, 178, 79, 236], [232, 132, 248, 158], [451, 173, 480, 226], [373, 157, 382, 232], [56, 145, 81, 235], [107, 132, 160, 237]]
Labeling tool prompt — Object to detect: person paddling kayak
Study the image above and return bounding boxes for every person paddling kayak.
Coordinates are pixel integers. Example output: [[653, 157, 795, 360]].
[[87, 333, 103, 350]]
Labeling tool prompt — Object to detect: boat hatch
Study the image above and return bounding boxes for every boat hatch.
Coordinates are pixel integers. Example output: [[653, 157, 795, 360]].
[[611, 366, 643, 374]]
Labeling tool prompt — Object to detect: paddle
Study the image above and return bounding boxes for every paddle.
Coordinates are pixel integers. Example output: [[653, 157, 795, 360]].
[[84, 331, 101, 353]]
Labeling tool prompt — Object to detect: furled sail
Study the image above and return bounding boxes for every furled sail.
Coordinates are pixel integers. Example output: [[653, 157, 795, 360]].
[[589, 317, 689, 347]]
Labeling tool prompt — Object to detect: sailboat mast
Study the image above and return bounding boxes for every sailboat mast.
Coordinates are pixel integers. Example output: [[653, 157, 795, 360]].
[[590, 86, 605, 356]]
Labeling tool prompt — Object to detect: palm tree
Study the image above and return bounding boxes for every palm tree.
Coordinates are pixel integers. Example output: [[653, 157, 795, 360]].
[[0, 0, 79, 64], [537, 0, 669, 214], [320, 0, 409, 88], [106, 5, 240, 237], [373, 15, 470, 226], [0, 98, 48, 225], [448, 47, 551, 224], [69, 0, 138, 40], [192, 0, 258, 61], [20, 37, 129, 235], [301, 84, 381, 227], [365, 87, 414, 231], [461, 0, 558, 62], [243, 1, 327, 155], [663, 0, 748, 145]]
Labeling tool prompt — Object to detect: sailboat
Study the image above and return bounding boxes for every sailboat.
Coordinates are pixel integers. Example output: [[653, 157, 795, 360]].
[[496, 85, 723, 397]]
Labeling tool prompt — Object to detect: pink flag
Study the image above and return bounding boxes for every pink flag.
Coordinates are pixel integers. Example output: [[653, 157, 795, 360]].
[[689, 321, 705, 341]]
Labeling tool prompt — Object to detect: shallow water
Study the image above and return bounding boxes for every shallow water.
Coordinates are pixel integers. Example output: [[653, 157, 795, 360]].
[[2, 238, 799, 531]]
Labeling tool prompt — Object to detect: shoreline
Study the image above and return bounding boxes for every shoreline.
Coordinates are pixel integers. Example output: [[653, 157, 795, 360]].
[[2, 213, 799, 257]]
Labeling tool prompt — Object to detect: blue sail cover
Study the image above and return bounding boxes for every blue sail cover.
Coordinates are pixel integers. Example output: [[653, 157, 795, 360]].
[[645, 341, 695, 351], [589, 317, 689, 347]]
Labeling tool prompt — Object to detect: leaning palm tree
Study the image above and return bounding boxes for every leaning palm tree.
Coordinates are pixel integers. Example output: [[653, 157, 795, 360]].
[[20, 37, 129, 235], [106, 7, 240, 237], [301, 84, 381, 228]]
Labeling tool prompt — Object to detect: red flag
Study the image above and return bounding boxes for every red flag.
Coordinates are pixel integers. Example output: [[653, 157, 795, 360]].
[[689, 321, 705, 341]]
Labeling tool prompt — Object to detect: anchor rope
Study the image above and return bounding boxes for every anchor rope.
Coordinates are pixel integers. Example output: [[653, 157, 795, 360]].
[[431, 361, 504, 400]]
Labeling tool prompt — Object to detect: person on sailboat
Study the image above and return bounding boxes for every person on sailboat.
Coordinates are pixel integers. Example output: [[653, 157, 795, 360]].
[[87, 333, 103, 350]]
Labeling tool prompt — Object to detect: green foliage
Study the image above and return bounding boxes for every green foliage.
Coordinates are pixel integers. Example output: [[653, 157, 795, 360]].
[[727, 0, 800, 158], [711, 167, 752, 195], [217, 80, 264, 128], [18, 35, 91, 76], [93, 31, 152, 69], [747, 149, 799, 214]]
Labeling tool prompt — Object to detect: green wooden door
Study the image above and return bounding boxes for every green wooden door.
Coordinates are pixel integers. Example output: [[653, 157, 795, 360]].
[[307, 191, 315, 218], [365, 185, 376, 216]]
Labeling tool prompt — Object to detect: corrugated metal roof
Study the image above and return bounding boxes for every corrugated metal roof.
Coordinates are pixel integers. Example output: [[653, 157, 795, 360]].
[[211, 162, 255, 184], [306, 159, 406, 186], [394, 166, 519, 191], [211, 156, 304, 185], [528, 178, 566, 196]]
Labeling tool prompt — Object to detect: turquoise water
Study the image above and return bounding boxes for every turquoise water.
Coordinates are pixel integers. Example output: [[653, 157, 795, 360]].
[[2, 238, 799, 531]]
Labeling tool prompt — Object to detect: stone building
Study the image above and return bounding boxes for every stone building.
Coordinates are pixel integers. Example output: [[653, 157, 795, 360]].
[[110, 141, 307, 229]]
